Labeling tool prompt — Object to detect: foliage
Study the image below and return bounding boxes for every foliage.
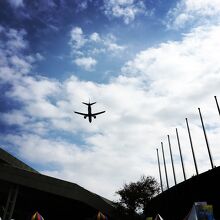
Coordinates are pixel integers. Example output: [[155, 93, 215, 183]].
[[115, 175, 160, 216]]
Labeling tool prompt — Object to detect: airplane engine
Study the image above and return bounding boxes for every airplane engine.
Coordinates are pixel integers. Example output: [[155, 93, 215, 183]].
[[84, 116, 87, 119], [93, 116, 96, 119]]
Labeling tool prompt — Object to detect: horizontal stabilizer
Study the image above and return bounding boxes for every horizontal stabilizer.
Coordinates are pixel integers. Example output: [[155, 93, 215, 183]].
[[82, 102, 96, 106]]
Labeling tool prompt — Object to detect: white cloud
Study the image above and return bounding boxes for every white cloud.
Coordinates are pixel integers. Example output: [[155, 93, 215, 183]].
[[103, 0, 147, 24], [90, 32, 101, 42], [76, 0, 91, 11], [167, 0, 220, 29], [2, 110, 29, 125], [106, 42, 126, 53], [69, 27, 126, 56], [69, 27, 87, 50], [8, 75, 60, 102], [69, 28, 126, 71], [10, 55, 32, 74], [0, 27, 32, 82], [0, 25, 4, 33], [74, 57, 97, 71], [122, 25, 220, 97], [101, 33, 126, 54], [35, 53, 44, 61], [6, 28, 27, 51], [2, 23, 220, 201], [8, 0, 24, 8]]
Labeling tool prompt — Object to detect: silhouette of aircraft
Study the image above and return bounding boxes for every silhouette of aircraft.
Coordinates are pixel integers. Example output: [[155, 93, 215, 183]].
[[74, 101, 105, 123]]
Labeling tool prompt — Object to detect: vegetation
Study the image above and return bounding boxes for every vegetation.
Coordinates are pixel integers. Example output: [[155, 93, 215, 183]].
[[115, 175, 160, 218]]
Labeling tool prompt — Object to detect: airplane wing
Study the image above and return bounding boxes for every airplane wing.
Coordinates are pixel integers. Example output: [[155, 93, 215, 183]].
[[74, 111, 88, 116], [91, 111, 106, 116]]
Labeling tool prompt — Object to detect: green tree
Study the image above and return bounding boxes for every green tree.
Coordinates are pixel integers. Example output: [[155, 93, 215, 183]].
[[116, 176, 160, 217]]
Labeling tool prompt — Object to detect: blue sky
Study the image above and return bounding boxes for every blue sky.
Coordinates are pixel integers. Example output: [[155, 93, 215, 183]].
[[1, 0, 220, 200]]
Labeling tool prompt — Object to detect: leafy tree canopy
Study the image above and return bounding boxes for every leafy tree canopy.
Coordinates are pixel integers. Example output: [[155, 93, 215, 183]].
[[115, 175, 160, 216]]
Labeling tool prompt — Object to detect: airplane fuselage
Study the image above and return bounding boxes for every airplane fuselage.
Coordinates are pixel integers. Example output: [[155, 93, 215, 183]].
[[88, 105, 92, 123]]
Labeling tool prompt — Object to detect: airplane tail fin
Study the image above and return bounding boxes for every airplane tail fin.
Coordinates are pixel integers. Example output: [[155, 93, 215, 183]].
[[82, 102, 96, 106]]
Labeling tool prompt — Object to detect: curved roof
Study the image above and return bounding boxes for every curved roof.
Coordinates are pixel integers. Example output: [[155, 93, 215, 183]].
[[0, 147, 116, 218], [0, 147, 38, 173]]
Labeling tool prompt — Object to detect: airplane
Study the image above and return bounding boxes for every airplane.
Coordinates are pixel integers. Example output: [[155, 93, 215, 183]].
[[74, 101, 105, 123]]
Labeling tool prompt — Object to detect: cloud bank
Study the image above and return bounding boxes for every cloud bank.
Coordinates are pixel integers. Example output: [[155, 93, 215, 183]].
[[167, 0, 220, 29], [2, 9, 220, 201]]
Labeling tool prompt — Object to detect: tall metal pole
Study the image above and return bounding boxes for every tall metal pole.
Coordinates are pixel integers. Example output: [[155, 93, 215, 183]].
[[185, 118, 199, 175], [214, 96, 220, 117], [176, 128, 186, 181], [156, 148, 163, 192], [167, 135, 177, 185], [198, 108, 214, 169], [161, 142, 169, 189]]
